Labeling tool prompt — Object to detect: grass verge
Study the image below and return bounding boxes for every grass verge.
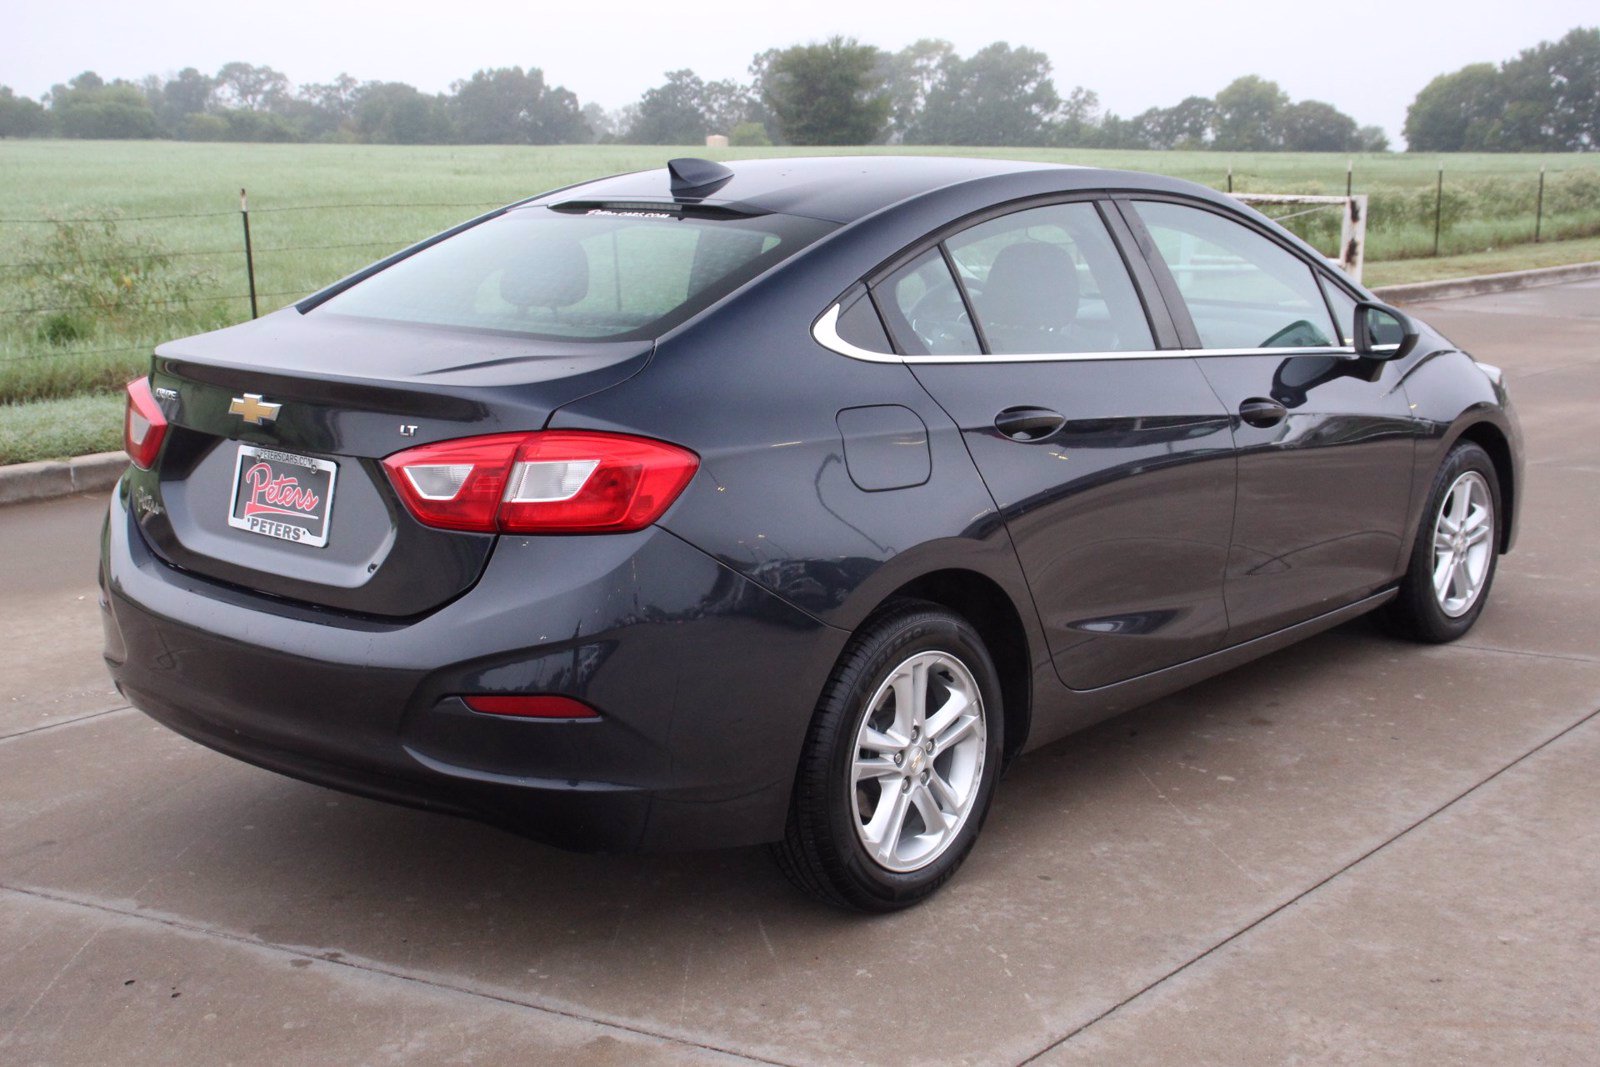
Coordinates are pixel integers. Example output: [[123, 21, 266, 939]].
[[0, 392, 124, 465], [1364, 237, 1600, 286]]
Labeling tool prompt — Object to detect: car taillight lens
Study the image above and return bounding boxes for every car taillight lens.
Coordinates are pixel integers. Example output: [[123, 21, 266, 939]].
[[382, 431, 698, 534], [123, 377, 168, 470]]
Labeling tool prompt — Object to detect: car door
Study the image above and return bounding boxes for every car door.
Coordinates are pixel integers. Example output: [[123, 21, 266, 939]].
[[1119, 197, 1416, 643], [865, 198, 1237, 691]]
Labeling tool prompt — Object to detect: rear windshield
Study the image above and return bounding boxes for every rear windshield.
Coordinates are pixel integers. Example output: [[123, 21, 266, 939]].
[[315, 205, 834, 341]]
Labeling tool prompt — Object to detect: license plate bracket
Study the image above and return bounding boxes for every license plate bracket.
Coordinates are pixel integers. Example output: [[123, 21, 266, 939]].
[[227, 444, 337, 548]]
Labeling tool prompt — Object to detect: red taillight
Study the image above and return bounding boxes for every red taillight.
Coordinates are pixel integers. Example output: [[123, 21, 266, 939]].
[[123, 377, 168, 470], [381, 432, 525, 532], [382, 431, 698, 535], [461, 694, 599, 719]]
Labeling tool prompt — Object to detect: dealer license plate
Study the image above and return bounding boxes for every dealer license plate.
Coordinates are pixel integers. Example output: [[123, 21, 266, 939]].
[[227, 444, 337, 548]]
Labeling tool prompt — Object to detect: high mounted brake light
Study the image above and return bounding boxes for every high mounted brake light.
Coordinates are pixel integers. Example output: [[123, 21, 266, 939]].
[[382, 431, 698, 535], [123, 377, 168, 470]]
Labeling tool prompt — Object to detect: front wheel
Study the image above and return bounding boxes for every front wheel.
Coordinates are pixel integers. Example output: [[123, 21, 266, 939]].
[[773, 601, 1003, 911], [1380, 440, 1501, 642]]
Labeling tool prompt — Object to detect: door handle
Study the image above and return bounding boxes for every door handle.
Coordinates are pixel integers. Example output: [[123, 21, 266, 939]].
[[994, 406, 1067, 442], [1238, 397, 1288, 428]]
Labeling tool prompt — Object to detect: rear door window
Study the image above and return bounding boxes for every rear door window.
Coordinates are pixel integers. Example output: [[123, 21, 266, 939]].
[[876, 249, 983, 356], [1131, 200, 1338, 350], [944, 202, 1153, 354]]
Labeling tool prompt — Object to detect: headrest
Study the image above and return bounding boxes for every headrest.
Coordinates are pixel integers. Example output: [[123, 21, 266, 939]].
[[499, 238, 590, 310], [980, 241, 1080, 333]]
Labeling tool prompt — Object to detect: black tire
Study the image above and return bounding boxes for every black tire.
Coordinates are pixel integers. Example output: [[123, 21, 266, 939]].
[[1379, 441, 1501, 643], [773, 600, 1004, 912]]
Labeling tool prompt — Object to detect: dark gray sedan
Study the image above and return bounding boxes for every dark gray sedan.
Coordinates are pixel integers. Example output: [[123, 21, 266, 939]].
[[104, 156, 1521, 910]]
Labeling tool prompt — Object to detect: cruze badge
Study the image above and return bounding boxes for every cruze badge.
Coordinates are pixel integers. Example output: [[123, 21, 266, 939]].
[[229, 393, 281, 425]]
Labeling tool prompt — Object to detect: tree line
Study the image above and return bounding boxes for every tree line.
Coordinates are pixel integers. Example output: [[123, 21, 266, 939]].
[[0, 45, 1386, 152], [0, 27, 1593, 150], [1404, 27, 1599, 151]]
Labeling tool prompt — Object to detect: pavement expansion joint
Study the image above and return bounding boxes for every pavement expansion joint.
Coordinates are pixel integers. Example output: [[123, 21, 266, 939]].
[[1451, 644, 1600, 665], [0, 705, 132, 745], [0, 881, 795, 1067], [1014, 702, 1600, 1065]]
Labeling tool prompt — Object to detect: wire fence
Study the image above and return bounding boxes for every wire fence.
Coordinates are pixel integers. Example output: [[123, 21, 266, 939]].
[[0, 193, 521, 407], [0, 291, 309, 318], [0, 194, 507, 318], [0, 201, 501, 224]]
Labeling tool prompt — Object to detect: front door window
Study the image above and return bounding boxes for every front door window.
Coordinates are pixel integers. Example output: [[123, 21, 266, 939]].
[[1132, 200, 1338, 350]]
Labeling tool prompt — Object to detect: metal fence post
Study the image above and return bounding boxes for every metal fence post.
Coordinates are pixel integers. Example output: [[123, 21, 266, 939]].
[[1432, 166, 1443, 257], [1227, 167, 1233, 194], [1535, 166, 1546, 243], [240, 188, 259, 319], [1346, 159, 1353, 198]]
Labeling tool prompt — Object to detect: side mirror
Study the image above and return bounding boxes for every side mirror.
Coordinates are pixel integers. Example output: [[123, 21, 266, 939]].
[[1353, 301, 1418, 361]]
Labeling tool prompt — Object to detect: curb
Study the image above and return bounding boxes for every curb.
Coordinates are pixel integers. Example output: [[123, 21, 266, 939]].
[[2, 261, 1596, 508], [0, 451, 126, 507], [1372, 260, 1600, 305]]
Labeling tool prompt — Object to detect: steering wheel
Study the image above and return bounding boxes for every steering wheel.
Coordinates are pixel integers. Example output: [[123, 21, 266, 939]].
[[908, 284, 976, 352]]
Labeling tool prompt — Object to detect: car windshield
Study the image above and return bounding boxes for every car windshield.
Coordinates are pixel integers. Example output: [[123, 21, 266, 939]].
[[316, 205, 835, 341]]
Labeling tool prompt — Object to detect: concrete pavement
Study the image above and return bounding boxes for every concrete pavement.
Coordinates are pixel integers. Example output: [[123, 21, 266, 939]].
[[1, 282, 1597, 1065]]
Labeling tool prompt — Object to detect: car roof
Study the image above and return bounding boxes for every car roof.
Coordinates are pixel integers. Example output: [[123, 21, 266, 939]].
[[524, 155, 1195, 225]]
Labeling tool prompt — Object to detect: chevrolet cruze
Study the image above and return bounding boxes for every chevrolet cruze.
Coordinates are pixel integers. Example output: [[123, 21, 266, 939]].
[[102, 156, 1522, 910]]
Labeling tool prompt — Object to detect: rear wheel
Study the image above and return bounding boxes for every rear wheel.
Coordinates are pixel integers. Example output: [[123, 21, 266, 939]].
[[774, 601, 1003, 911], [1380, 441, 1501, 642]]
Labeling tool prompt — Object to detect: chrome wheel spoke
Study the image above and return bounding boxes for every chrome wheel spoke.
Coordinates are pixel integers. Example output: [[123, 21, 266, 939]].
[[932, 712, 978, 757], [927, 767, 961, 811], [1463, 509, 1492, 546], [866, 786, 912, 864], [924, 688, 970, 742], [910, 782, 953, 837], [889, 659, 930, 739], [854, 755, 901, 782], [1432, 549, 1455, 598], [859, 727, 904, 754]]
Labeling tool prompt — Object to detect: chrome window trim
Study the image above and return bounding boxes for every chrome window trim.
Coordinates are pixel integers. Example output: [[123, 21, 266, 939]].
[[811, 302, 1356, 365]]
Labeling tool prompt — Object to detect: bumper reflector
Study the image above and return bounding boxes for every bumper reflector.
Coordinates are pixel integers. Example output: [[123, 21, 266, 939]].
[[461, 694, 600, 719]]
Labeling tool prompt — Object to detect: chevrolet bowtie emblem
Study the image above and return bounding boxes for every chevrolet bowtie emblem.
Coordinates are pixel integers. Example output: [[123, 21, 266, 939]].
[[229, 393, 281, 425]]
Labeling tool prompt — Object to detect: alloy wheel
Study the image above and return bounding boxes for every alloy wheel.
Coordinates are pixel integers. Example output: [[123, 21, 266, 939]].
[[1431, 470, 1495, 618], [850, 651, 987, 873]]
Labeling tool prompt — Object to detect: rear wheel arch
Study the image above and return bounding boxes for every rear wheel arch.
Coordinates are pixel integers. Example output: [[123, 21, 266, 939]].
[[866, 570, 1033, 763]]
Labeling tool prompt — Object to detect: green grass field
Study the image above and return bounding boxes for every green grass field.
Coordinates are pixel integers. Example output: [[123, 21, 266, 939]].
[[3, 140, 1599, 464]]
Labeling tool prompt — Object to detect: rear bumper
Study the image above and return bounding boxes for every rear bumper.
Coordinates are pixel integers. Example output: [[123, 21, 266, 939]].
[[101, 481, 848, 851]]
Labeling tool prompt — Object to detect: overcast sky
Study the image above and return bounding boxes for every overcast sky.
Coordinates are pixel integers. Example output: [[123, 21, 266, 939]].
[[4, 0, 1593, 142]]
